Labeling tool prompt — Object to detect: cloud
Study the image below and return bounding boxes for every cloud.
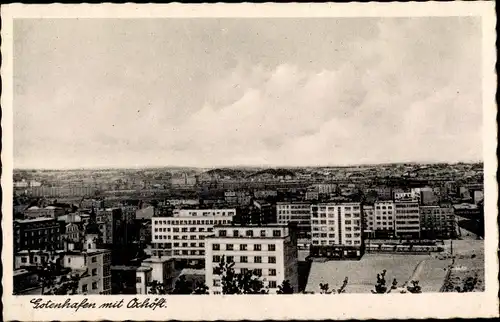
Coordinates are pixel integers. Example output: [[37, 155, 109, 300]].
[[13, 17, 482, 168]]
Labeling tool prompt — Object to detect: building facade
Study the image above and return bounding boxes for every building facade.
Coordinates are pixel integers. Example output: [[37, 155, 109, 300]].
[[373, 201, 396, 238], [24, 206, 65, 219], [362, 205, 375, 238], [419, 205, 456, 239], [151, 208, 236, 261], [276, 202, 311, 240], [394, 201, 420, 239], [13, 217, 61, 252], [309, 203, 363, 259], [205, 224, 299, 294]]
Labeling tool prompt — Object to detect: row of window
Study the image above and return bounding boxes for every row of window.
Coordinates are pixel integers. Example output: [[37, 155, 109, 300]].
[[154, 219, 232, 226], [311, 220, 361, 225], [312, 240, 361, 245], [312, 213, 360, 219], [212, 279, 278, 288], [81, 282, 99, 292], [212, 243, 276, 251], [154, 235, 206, 240], [313, 206, 360, 211], [213, 255, 276, 264], [174, 250, 205, 256], [218, 229, 282, 238], [375, 205, 393, 210], [312, 233, 360, 238], [312, 226, 360, 232]]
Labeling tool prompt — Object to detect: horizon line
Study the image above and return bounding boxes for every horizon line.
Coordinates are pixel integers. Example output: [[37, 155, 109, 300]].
[[13, 159, 484, 171]]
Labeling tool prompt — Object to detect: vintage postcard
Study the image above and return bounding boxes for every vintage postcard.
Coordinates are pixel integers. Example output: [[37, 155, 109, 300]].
[[1, 2, 498, 321]]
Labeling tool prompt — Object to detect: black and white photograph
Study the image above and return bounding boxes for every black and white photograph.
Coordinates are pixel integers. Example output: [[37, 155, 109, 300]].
[[1, 2, 498, 321]]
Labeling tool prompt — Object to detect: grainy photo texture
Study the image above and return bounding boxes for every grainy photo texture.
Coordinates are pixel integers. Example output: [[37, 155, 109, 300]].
[[1, 3, 498, 321]]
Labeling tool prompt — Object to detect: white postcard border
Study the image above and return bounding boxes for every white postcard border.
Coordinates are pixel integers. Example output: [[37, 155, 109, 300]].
[[1, 2, 498, 321]]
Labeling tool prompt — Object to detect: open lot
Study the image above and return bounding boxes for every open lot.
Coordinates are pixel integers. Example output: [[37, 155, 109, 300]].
[[305, 253, 452, 293], [306, 254, 451, 293]]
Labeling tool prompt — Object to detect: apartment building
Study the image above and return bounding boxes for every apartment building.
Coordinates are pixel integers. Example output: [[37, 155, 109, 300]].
[[373, 201, 396, 238], [205, 224, 298, 294], [276, 202, 311, 240], [419, 205, 456, 239], [362, 205, 375, 238], [309, 203, 363, 259], [394, 201, 420, 239], [13, 217, 61, 252], [151, 208, 236, 262]]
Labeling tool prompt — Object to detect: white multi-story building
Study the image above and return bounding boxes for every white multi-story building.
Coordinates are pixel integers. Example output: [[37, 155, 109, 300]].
[[373, 201, 396, 236], [310, 203, 362, 248], [276, 202, 311, 227], [394, 201, 420, 239], [62, 234, 112, 295], [362, 205, 375, 238], [276, 202, 312, 242], [205, 224, 299, 294], [151, 208, 236, 261]]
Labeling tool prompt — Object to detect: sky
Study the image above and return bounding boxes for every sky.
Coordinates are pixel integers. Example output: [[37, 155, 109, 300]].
[[13, 17, 482, 169]]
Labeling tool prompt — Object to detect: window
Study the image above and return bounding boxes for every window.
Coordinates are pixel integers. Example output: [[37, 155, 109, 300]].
[[273, 230, 281, 237], [233, 230, 240, 237], [240, 244, 247, 251], [92, 268, 97, 276], [240, 256, 248, 263], [213, 267, 219, 274], [199, 243, 205, 247], [92, 282, 98, 290], [226, 244, 234, 251], [260, 230, 266, 237], [227, 255, 234, 263], [254, 269, 262, 276], [246, 230, 254, 237], [21, 257, 27, 263], [213, 279, 221, 287], [136, 276, 141, 283], [268, 256, 276, 264], [268, 281, 277, 288], [219, 230, 226, 237], [212, 244, 220, 250], [253, 244, 261, 251], [254, 256, 262, 263], [82, 284, 88, 292], [268, 244, 276, 251], [213, 255, 221, 262], [91, 256, 97, 263]]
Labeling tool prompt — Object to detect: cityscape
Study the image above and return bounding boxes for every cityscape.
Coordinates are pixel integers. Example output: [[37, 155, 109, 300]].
[[12, 163, 485, 295], [11, 17, 484, 297]]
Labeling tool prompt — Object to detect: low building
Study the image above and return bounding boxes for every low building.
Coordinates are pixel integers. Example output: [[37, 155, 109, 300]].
[[205, 224, 299, 294], [140, 256, 176, 293], [24, 206, 65, 219]]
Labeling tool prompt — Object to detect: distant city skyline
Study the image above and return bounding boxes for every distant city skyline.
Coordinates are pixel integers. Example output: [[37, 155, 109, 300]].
[[14, 17, 482, 169]]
